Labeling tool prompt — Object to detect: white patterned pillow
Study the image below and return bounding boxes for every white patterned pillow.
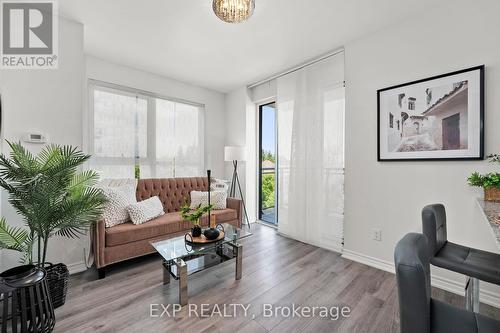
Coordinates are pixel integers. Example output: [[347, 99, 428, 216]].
[[211, 178, 229, 193], [100, 183, 137, 228], [127, 196, 165, 225], [190, 190, 227, 210]]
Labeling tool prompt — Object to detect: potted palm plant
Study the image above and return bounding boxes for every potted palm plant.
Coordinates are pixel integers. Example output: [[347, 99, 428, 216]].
[[0, 141, 107, 308]]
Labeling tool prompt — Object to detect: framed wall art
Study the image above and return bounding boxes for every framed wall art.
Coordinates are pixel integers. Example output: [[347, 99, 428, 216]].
[[377, 65, 484, 161]]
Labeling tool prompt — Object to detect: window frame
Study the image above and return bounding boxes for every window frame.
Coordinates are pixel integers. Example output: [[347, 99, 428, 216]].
[[408, 97, 416, 111], [87, 79, 205, 178], [258, 101, 278, 225]]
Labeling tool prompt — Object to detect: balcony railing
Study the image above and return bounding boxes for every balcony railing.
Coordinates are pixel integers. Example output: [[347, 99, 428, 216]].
[[261, 167, 275, 174]]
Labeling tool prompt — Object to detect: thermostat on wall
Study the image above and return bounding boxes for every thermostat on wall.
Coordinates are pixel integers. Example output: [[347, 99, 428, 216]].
[[24, 132, 48, 144]]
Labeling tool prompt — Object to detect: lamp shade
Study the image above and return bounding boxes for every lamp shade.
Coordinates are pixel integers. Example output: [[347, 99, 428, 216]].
[[224, 146, 246, 162]]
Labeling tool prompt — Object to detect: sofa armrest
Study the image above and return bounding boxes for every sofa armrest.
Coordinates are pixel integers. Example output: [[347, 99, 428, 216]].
[[91, 219, 106, 268], [227, 197, 243, 228]]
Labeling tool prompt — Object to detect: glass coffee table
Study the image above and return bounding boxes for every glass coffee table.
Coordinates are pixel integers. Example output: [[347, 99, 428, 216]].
[[151, 223, 252, 306]]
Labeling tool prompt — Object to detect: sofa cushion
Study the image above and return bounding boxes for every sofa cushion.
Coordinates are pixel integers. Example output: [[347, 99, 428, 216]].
[[105, 208, 238, 247]]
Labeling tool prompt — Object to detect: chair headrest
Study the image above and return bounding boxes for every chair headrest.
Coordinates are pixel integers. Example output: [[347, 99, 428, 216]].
[[394, 233, 429, 269]]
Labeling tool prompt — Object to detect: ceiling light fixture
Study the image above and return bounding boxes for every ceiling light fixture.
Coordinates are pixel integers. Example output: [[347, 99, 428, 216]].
[[212, 0, 255, 23]]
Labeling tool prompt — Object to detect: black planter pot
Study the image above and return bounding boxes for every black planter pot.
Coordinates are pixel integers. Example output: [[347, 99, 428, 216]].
[[43, 263, 69, 309], [203, 228, 220, 240], [0, 265, 56, 333], [192, 225, 202, 237]]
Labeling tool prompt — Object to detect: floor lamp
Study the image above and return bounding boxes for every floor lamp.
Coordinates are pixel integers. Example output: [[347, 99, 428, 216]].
[[225, 146, 250, 228]]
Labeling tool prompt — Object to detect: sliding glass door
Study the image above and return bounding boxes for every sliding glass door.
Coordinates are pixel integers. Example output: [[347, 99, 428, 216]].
[[259, 102, 278, 224]]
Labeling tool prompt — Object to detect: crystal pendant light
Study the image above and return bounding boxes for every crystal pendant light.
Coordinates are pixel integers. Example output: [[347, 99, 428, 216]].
[[212, 0, 255, 23]]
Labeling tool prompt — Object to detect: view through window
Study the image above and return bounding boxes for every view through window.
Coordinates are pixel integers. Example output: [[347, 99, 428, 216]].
[[259, 102, 277, 224]]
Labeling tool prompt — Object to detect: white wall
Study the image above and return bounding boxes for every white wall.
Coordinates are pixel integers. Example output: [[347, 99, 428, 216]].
[[223, 0, 500, 307], [343, 1, 500, 306], [86, 56, 227, 179], [224, 87, 256, 223], [224, 83, 277, 224], [224, 88, 247, 200], [0, 18, 86, 272]]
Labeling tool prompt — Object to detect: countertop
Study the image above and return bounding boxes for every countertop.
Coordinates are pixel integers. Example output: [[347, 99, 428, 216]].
[[476, 198, 500, 249]]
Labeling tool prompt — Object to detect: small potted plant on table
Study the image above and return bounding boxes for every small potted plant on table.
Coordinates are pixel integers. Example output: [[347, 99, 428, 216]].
[[180, 204, 213, 237], [468, 154, 500, 201]]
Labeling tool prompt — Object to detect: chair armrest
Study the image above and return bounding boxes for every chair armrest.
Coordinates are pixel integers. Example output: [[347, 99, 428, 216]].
[[91, 219, 106, 268], [227, 197, 243, 228]]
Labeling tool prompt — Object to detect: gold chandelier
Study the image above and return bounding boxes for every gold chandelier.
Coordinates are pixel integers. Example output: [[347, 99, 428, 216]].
[[212, 0, 255, 23]]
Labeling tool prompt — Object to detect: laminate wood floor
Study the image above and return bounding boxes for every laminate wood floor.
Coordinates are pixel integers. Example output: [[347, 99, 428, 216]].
[[55, 224, 500, 333]]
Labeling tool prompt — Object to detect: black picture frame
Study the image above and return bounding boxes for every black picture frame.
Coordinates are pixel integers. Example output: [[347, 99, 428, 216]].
[[377, 65, 484, 161]]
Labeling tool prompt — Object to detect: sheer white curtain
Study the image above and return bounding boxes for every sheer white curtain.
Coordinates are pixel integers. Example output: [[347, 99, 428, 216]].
[[89, 82, 205, 179], [277, 52, 345, 252]]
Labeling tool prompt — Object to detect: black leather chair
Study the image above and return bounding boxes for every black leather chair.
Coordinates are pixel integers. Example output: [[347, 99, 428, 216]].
[[395, 233, 500, 333], [422, 204, 500, 311]]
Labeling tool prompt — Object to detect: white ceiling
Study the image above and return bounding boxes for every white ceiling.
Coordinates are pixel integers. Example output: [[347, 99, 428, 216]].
[[60, 0, 446, 93]]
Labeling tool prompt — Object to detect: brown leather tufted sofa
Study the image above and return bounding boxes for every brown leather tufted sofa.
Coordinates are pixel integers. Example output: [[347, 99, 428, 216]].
[[92, 177, 242, 278]]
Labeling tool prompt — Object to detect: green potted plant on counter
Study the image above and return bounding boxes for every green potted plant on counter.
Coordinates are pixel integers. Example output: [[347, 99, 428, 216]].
[[0, 141, 107, 308], [467, 154, 500, 201]]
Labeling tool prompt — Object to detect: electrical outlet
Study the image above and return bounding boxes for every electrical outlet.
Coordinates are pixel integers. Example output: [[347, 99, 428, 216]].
[[371, 228, 382, 241]]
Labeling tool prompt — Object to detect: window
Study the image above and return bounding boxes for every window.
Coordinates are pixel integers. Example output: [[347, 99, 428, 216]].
[[396, 120, 400, 130], [408, 97, 416, 110], [89, 82, 204, 179], [259, 102, 277, 225], [389, 113, 394, 128], [398, 93, 405, 108]]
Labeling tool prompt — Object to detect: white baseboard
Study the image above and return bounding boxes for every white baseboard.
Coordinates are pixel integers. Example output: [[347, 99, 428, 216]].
[[342, 249, 500, 309], [67, 261, 88, 275], [342, 250, 394, 273]]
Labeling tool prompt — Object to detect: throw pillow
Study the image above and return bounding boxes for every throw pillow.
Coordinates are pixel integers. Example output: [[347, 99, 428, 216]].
[[211, 178, 229, 193], [190, 190, 227, 210], [100, 183, 137, 228], [127, 196, 165, 225]]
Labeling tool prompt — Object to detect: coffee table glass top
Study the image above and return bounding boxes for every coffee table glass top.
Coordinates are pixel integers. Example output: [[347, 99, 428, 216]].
[[151, 223, 252, 262]]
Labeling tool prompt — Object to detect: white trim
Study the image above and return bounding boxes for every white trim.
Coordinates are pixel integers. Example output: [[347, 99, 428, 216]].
[[67, 261, 87, 275], [88, 79, 205, 108], [342, 249, 500, 308], [342, 249, 394, 273], [247, 47, 345, 89]]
